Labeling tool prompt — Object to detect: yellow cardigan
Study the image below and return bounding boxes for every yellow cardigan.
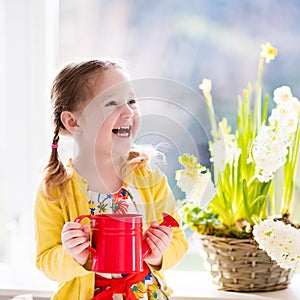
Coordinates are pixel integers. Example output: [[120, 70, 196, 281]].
[[35, 166, 188, 300]]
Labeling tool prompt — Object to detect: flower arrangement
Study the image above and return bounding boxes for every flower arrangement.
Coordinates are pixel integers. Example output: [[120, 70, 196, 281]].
[[176, 42, 300, 240]]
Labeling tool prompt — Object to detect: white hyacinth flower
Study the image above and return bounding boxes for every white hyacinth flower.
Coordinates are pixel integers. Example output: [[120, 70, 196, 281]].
[[250, 125, 289, 182], [269, 96, 300, 138], [253, 218, 300, 269], [253, 218, 300, 270], [249, 85, 300, 182]]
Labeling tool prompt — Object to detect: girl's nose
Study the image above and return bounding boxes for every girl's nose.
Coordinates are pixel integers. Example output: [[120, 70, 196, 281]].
[[120, 103, 134, 119]]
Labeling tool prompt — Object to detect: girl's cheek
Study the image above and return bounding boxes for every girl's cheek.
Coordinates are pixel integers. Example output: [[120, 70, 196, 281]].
[[133, 114, 141, 134]]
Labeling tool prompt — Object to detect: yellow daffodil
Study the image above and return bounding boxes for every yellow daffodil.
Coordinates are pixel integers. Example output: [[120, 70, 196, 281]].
[[260, 42, 278, 63]]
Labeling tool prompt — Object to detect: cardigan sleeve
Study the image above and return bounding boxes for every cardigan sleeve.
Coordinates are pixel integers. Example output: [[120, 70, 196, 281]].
[[151, 173, 189, 271], [34, 188, 91, 282], [130, 166, 189, 271]]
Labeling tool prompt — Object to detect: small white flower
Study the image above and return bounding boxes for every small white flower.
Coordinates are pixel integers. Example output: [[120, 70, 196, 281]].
[[199, 78, 212, 99], [176, 169, 215, 209], [209, 118, 240, 172], [189, 172, 216, 208], [273, 86, 293, 104], [176, 154, 216, 209], [269, 96, 300, 138], [176, 169, 195, 195]]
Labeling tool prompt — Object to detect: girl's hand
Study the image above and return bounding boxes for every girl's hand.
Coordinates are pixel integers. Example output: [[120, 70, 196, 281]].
[[61, 222, 91, 266], [143, 221, 173, 267]]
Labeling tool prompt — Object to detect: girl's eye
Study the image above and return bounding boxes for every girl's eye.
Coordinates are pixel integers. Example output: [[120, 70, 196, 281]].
[[128, 99, 137, 105], [105, 100, 118, 107]]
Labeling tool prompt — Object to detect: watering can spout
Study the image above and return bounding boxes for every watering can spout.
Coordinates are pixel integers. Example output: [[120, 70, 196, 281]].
[[161, 212, 180, 227], [142, 212, 179, 258]]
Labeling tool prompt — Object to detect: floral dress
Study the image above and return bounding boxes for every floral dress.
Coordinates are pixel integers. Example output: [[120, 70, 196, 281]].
[[88, 185, 168, 300]]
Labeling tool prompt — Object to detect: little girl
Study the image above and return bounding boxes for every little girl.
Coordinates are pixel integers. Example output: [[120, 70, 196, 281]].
[[34, 60, 188, 300]]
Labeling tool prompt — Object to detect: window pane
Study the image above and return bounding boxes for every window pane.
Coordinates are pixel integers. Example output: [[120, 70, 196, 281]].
[[58, 0, 300, 270]]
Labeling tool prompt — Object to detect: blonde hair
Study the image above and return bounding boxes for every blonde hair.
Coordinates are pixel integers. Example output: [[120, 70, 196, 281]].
[[42, 60, 117, 200]]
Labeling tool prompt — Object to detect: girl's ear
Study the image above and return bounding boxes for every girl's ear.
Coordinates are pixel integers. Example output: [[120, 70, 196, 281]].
[[60, 111, 81, 134]]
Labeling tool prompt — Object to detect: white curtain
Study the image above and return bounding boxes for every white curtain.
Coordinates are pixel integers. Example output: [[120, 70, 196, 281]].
[[0, 0, 59, 265]]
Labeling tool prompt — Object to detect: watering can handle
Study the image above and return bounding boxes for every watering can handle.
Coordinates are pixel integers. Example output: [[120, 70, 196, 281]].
[[74, 215, 97, 255], [142, 212, 179, 258]]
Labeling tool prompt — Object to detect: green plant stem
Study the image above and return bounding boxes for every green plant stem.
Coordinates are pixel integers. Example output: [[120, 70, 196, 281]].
[[261, 94, 269, 124], [204, 93, 218, 183], [269, 181, 276, 216], [254, 57, 264, 136], [281, 116, 300, 215], [206, 93, 217, 136], [237, 85, 255, 182]]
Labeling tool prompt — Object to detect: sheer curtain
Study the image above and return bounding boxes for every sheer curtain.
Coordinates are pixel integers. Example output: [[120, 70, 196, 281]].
[[0, 0, 59, 265]]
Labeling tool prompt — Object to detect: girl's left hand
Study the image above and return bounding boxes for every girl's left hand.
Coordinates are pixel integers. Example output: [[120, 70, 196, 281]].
[[143, 221, 173, 267]]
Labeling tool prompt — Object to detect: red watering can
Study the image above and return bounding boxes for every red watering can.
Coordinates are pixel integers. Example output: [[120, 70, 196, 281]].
[[74, 212, 179, 274]]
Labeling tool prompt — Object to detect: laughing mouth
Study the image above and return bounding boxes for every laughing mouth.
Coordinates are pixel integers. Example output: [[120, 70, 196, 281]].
[[112, 125, 131, 137]]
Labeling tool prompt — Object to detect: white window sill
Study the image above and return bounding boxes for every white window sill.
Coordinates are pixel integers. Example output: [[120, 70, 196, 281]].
[[164, 270, 300, 300], [0, 264, 299, 300]]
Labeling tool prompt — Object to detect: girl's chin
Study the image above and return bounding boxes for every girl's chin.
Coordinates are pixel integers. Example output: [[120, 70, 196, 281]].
[[112, 140, 133, 156]]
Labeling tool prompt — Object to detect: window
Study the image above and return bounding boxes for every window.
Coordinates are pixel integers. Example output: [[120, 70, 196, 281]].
[[58, 0, 300, 270], [1, 0, 300, 273]]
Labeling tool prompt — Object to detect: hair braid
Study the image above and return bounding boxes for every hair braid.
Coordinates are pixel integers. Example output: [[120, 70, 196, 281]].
[[42, 125, 71, 200]]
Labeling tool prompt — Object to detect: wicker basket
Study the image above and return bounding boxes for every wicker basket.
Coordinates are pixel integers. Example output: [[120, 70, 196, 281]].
[[197, 234, 294, 292]]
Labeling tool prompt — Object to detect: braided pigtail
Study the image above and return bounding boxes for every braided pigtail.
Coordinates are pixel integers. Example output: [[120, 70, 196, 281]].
[[42, 124, 72, 200]]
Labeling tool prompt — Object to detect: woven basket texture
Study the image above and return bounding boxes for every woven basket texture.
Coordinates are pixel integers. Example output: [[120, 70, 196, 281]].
[[198, 235, 294, 292]]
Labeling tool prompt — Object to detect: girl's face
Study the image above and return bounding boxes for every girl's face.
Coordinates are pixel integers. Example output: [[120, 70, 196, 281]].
[[75, 68, 141, 158]]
